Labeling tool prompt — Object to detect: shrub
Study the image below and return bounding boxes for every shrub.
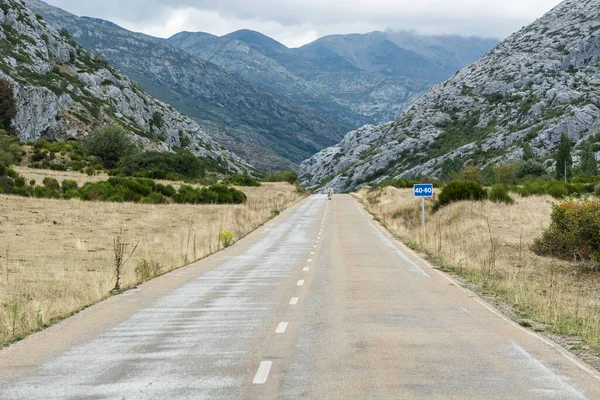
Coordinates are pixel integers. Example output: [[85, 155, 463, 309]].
[[516, 159, 547, 179], [532, 199, 600, 265], [83, 125, 138, 168], [173, 184, 247, 205], [0, 130, 24, 167], [62, 180, 78, 192], [222, 174, 260, 187], [456, 166, 483, 185], [547, 181, 569, 199], [141, 192, 167, 204], [488, 185, 514, 204], [42, 177, 60, 191], [433, 181, 487, 211], [117, 151, 223, 180], [220, 230, 235, 248], [13, 176, 25, 188], [263, 170, 298, 184], [155, 183, 176, 197]]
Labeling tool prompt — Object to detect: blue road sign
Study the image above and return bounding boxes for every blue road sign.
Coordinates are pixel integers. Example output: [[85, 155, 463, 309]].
[[413, 184, 434, 197]]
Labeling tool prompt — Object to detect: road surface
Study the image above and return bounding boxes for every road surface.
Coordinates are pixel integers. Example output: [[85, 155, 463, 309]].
[[1, 194, 599, 399]]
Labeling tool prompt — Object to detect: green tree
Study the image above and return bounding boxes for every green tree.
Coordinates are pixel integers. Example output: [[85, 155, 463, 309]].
[[440, 157, 463, 182], [578, 140, 598, 177], [554, 133, 573, 181], [0, 79, 16, 131], [522, 142, 535, 161], [83, 124, 138, 169], [0, 130, 24, 169]]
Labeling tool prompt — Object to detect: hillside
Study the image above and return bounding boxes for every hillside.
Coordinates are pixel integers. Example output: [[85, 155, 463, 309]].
[[25, 0, 347, 171], [168, 30, 497, 125], [300, 0, 600, 192], [0, 0, 248, 174]]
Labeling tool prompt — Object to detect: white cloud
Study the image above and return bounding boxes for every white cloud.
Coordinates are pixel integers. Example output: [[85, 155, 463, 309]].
[[44, 0, 564, 47]]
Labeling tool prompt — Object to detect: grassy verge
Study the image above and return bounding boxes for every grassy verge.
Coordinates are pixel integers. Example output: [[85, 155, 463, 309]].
[[0, 168, 306, 347], [354, 187, 600, 370]]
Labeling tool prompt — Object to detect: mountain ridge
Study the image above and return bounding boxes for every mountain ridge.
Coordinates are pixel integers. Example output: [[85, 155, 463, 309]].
[[167, 29, 498, 125], [300, 0, 600, 192], [25, 0, 348, 171]]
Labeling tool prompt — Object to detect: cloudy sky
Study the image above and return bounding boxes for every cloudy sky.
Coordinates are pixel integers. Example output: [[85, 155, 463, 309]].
[[44, 0, 563, 48]]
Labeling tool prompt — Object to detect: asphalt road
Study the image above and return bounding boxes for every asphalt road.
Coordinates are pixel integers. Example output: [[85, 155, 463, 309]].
[[1, 194, 599, 399]]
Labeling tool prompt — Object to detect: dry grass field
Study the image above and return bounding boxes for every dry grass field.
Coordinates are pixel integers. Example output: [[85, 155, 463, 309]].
[[0, 169, 305, 347], [356, 187, 600, 361]]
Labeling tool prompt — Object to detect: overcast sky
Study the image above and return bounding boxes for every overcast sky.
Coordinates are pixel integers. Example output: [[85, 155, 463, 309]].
[[44, 0, 563, 48]]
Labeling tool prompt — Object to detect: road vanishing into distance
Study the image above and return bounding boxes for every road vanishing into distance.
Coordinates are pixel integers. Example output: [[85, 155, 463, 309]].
[[1, 195, 599, 399]]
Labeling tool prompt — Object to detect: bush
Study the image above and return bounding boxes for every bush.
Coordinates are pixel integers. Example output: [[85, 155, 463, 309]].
[[547, 181, 569, 199], [83, 125, 138, 169], [263, 170, 298, 184], [0, 130, 24, 168], [488, 185, 514, 204], [155, 183, 176, 197], [222, 174, 260, 187], [61, 180, 78, 192], [433, 181, 487, 211], [173, 184, 247, 205], [42, 177, 60, 191], [515, 159, 547, 179], [456, 166, 483, 185], [518, 178, 549, 197], [532, 199, 600, 265], [141, 192, 168, 204], [116, 151, 225, 180]]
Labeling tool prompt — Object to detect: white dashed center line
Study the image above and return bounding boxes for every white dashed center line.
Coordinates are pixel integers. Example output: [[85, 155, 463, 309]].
[[275, 322, 289, 333], [253, 361, 273, 385], [297, 280, 305, 286], [310, 252, 315, 255], [307, 259, 312, 262], [303, 267, 310, 272], [290, 297, 299, 305]]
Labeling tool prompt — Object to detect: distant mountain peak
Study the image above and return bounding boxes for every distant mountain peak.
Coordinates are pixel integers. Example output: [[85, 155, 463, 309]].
[[80, 16, 125, 31]]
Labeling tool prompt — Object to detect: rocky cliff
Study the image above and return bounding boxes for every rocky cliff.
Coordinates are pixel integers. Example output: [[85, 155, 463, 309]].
[[300, 0, 600, 192], [0, 0, 249, 173]]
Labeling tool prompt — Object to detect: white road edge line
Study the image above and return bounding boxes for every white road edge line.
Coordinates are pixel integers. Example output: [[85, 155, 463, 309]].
[[290, 297, 299, 305], [297, 280, 305, 286], [253, 361, 273, 384], [351, 196, 600, 382]]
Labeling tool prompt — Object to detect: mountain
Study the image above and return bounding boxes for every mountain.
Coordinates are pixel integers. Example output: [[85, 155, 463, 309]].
[[25, 1, 347, 171], [168, 30, 498, 124], [167, 30, 373, 130], [0, 0, 248, 174], [300, 0, 600, 192]]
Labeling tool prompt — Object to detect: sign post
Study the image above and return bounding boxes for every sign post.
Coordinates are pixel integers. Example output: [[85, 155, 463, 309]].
[[413, 184, 434, 226]]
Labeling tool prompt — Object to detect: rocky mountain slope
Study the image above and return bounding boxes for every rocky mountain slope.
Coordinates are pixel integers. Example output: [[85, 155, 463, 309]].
[[168, 30, 498, 125], [300, 0, 600, 192], [0, 0, 248, 173], [167, 30, 372, 130], [25, 0, 346, 171]]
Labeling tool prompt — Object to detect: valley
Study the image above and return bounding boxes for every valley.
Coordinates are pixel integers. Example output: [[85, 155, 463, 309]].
[[1, 0, 600, 397]]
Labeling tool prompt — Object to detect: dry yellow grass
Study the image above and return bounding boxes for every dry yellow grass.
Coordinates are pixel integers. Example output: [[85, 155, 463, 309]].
[[356, 187, 600, 351], [0, 169, 305, 346]]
